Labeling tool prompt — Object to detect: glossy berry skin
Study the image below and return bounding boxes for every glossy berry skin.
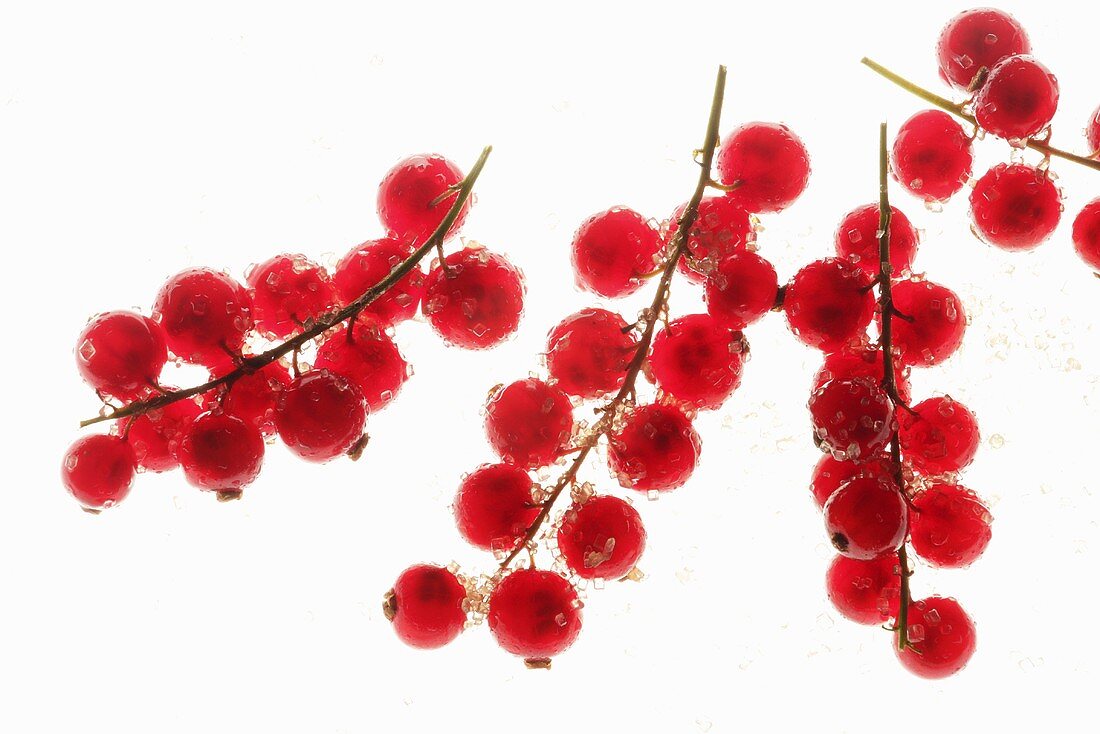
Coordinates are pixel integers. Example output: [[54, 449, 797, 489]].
[[668, 195, 754, 282], [178, 411, 264, 493], [423, 248, 525, 349], [823, 476, 907, 560], [970, 164, 1061, 251], [453, 463, 537, 553], [246, 254, 336, 339], [124, 395, 203, 472], [75, 311, 168, 401], [61, 434, 136, 510], [704, 251, 778, 330], [909, 482, 992, 568], [488, 569, 582, 660], [377, 154, 468, 243], [812, 343, 911, 404], [545, 309, 636, 399], [332, 237, 426, 325], [557, 496, 646, 580], [716, 122, 810, 213], [607, 403, 701, 492], [973, 56, 1059, 141], [485, 378, 573, 468], [809, 453, 892, 509], [783, 259, 875, 352], [1089, 105, 1100, 157], [388, 565, 467, 650], [809, 378, 894, 462], [888, 280, 967, 367], [898, 396, 980, 475], [220, 361, 293, 436], [834, 204, 918, 277], [315, 320, 408, 412], [1071, 199, 1100, 271], [153, 268, 253, 365], [891, 110, 974, 202], [825, 554, 901, 625], [895, 597, 977, 679], [571, 207, 662, 298], [648, 314, 745, 410], [275, 370, 367, 463], [936, 8, 1030, 90]]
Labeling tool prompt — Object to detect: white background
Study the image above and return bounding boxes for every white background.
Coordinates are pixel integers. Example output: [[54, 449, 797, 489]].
[[2, 1, 1098, 731]]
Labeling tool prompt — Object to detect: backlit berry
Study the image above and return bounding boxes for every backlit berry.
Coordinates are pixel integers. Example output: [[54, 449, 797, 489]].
[[909, 482, 992, 568], [276, 370, 367, 462], [1089, 105, 1100, 156], [557, 495, 646, 580], [485, 378, 573, 468], [386, 564, 468, 650], [973, 55, 1059, 141], [898, 396, 980, 475], [423, 248, 525, 349], [488, 569, 582, 661], [834, 204, 918, 277], [246, 254, 336, 339], [333, 237, 426, 325], [377, 154, 468, 243], [179, 411, 265, 493], [219, 361, 293, 436], [453, 463, 538, 553], [888, 279, 966, 367], [124, 395, 203, 472], [668, 195, 754, 282], [809, 378, 894, 462], [891, 110, 974, 202], [704, 251, 778, 330], [648, 314, 745, 410], [571, 207, 662, 298], [545, 308, 637, 399], [823, 476, 907, 559], [76, 311, 168, 401], [783, 259, 875, 352], [153, 268, 253, 365], [1071, 198, 1100, 271], [811, 343, 911, 404], [61, 434, 136, 510], [895, 597, 977, 679], [825, 554, 901, 625], [315, 320, 408, 412], [936, 8, 1030, 89], [970, 163, 1061, 251], [716, 122, 811, 213], [607, 403, 701, 492], [809, 453, 892, 509]]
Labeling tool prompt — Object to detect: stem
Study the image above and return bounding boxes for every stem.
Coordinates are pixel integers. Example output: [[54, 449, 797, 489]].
[[861, 57, 1100, 172], [498, 65, 728, 570], [79, 146, 493, 429]]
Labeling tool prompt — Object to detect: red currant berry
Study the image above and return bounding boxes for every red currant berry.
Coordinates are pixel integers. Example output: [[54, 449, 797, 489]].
[[668, 195, 754, 282], [179, 411, 264, 493], [333, 237, 426, 325], [61, 434, 136, 510], [557, 495, 646, 580], [1071, 198, 1100, 271], [888, 279, 967, 367], [315, 320, 408, 412], [124, 395, 203, 472], [246, 254, 336, 339], [936, 8, 1030, 89], [607, 403, 701, 492], [220, 361, 293, 436], [811, 343, 911, 404], [377, 154, 468, 243], [704, 251, 778, 330], [386, 564, 467, 649], [834, 203, 918, 277], [453, 463, 538, 553], [423, 247, 525, 349], [898, 396, 980, 475], [485, 378, 573, 468], [970, 163, 1061, 251], [823, 475, 907, 559], [76, 311, 168, 400], [275, 370, 367, 463], [809, 453, 892, 509], [545, 309, 637, 399], [783, 259, 875, 352], [649, 314, 745, 410], [488, 569, 582, 661], [716, 122, 811, 213], [973, 55, 1059, 141], [825, 554, 901, 625], [1088, 105, 1100, 157], [895, 597, 977, 679], [909, 482, 992, 568], [891, 110, 974, 203], [809, 378, 894, 462], [571, 207, 662, 298], [153, 268, 253, 365]]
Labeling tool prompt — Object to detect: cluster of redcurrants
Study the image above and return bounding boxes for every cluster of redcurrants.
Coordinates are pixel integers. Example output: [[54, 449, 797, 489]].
[[61, 153, 525, 511]]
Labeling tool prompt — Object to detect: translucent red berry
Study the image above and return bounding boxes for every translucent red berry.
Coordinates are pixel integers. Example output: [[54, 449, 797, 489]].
[[386, 564, 467, 650], [453, 463, 537, 552], [153, 268, 253, 365], [545, 308, 636, 399], [246, 254, 335, 339], [61, 434, 136, 510], [783, 259, 875, 352], [315, 320, 408, 412], [809, 378, 894, 462], [179, 411, 265, 493], [220, 361, 293, 436], [889, 279, 967, 367], [716, 122, 811, 213], [891, 110, 974, 202], [895, 597, 977, 679], [1089, 105, 1100, 157], [825, 554, 901, 625], [1071, 198, 1100, 271], [812, 343, 911, 404], [124, 395, 202, 472], [76, 311, 168, 400], [377, 154, 468, 243], [823, 475, 907, 559], [275, 370, 367, 462], [557, 495, 646, 580], [970, 163, 1061, 250], [704, 251, 778, 330], [332, 237, 426, 325], [834, 204, 918, 277], [649, 314, 745, 410], [936, 8, 1030, 89], [898, 396, 980, 475], [571, 207, 662, 298], [485, 378, 573, 468], [607, 403, 701, 492], [809, 453, 892, 509], [973, 55, 1059, 141], [423, 248, 525, 349], [909, 482, 992, 568], [668, 195, 753, 282], [488, 569, 582, 661]]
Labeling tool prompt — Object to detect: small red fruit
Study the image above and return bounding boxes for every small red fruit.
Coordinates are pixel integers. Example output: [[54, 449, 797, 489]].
[[809, 453, 892, 509], [545, 309, 637, 399], [124, 395, 203, 472], [557, 495, 646, 580], [909, 482, 993, 568], [823, 476, 907, 560], [668, 195, 754, 282], [936, 8, 1030, 89], [485, 378, 573, 468], [898, 396, 980, 475], [332, 237, 426, 325], [179, 411, 265, 493], [571, 207, 662, 298], [488, 569, 582, 661], [246, 254, 336, 339], [648, 314, 745, 410], [276, 370, 367, 462], [811, 342, 911, 404], [704, 251, 779, 330], [891, 110, 974, 203], [888, 279, 967, 367], [1089, 105, 1100, 156], [386, 564, 468, 650], [453, 464, 538, 553], [61, 434, 136, 510], [218, 361, 293, 436], [783, 258, 875, 352], [1072, 198, 1100, 271], [834, 203, 918, 277], [153, 268, 253, 365], [75, 311, 168, 401], [809, 378, 894, 462], [895, 597, 977, 679], [970, 163, 1061, 251], [607, 403, 701, 492], [825, 554, 901, 625], [973, 55, 1059, 141], [716, 122, 811, 213], [377, 154, 468, 243], [423, 248, 525, 349], [315, 320, 408, 412]]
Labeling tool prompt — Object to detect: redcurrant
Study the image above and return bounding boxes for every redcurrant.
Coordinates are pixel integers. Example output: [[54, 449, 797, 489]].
[[557, 495, 646, 580], [545, 308, 637, 399], [888, 279, 967, 367], [386, 564, 468, 649], [703, 251, 778, 330], [825, 554, 901, 625], [275, 370, 367, 462], [124, 395, 203, 472], [332, 237, 426, 325], [936, 8, 1030, 89], [179, 411, 265, 493], [668, 195, 753, 282], [809, 453, 892, 509], [153, 268, 253, 365], [898, 396, 980, 475], [487, 569, 582, 661], [607, 403, 701, 492], [246, 254, 336, 339], [823, 475, 907, 560], [811, 342, 911, 404], [484, 378, 573, 468], [377, 154, 468, 243], [891, 110, 974, 203], [783, 259, 875, 352], [970, 163, 1061, 251], [453, 463, 538, 553], [219, 360, 293, 436], [895, 597, 977, 679], [973, 55, 1059, 141], [909, 482, 992, 568], [716, 122, 810, 213], [315, 320, 408, 412], [834, 203, 918, 277], [76, 311, 168, 400], [61, 434, 136, 510], [422, 247, 525, 349], [1072, 198, 1100, 271], [570, 207, 662, 298], [648, 314, 745, 410], [1089, 105, 1100, 156], [809, 378, 893, 462]]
